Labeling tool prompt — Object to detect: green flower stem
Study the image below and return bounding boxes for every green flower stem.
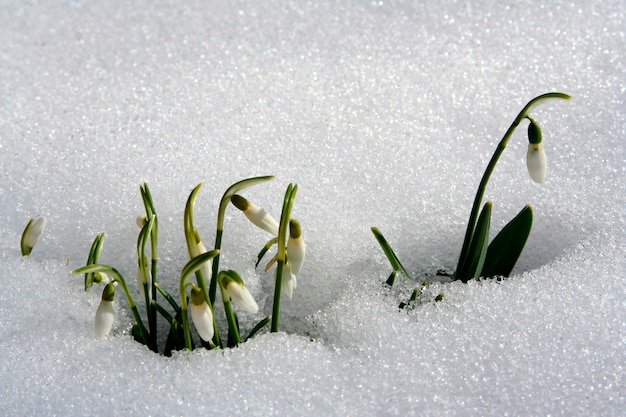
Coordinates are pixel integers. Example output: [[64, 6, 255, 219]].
[[455, 92, 570, 278], [209, 176, 275, 305], [223, 299, 240, 346], [73, 264, 150, 345], [217, 270, 242, 347], [183, 185, 211, 305], [179, 250, 220, 351], [137, 214, 157, 351], [271, 183, 298, 333], [184, 184, 222, 348], [271, 259, 286, 332], [140, 183, 159, 349], [209, 228, 223, 306]]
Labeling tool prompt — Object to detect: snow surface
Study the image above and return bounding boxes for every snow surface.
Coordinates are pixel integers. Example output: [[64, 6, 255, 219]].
[[1, 1, 624, 416]]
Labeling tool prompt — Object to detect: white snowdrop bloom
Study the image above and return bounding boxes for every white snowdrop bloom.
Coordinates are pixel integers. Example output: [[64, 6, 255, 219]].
[[136, 215, 147, 228], [21, 217, 47, 255], [282, 263, 297, 299], [190, 286, 214, 342], [95, 283, 115, 338], [287, 219, 305, 275], [231, 195, 279, 236], [527, 142, 547, 183], [195, 239, 212, 279], [225, 280, 259, 314]]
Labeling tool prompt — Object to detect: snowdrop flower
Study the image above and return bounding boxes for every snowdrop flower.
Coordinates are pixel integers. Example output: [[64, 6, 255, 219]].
[[193, 237, 213, 279], [221, 272, 259, 314], [190, 285, 214, 342], [287, 219, 305, 275], [20, 217, 46, 256], [526, 118, 547, 183], [95, 283, 116, 338], [231, 194, 279, 236], [136, 215, 147, 228]]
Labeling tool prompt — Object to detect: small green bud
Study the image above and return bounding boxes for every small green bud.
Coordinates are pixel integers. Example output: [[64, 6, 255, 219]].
[[231, 194, 249, 211], [289, 219, 302, 239], [101, 282, 116, 302], [527, 117, 542, 144], [190, 285, 205, 306], [435, 293, 444, 302]]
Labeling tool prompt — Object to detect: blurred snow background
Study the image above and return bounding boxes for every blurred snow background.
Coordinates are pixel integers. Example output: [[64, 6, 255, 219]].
[[1, 0, 624, 416]]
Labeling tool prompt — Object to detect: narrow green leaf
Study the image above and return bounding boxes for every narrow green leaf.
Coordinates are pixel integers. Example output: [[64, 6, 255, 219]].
[[181, 249, 220, 280], [256, 237, 278, 268], [84, 232, 104, 291], [457, 201, 491, 282], [482, 205, 533, 278], [371, 227, 410, 280], [246, 316, 271, 342], [155, 283, 181, 314]]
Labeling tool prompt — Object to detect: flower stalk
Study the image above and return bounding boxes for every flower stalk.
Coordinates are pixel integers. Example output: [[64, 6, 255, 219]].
[[454, 92, 570, 281]]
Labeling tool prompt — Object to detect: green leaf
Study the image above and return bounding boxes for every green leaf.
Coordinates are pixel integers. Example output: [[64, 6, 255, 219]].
[[181, 249, 220, 280], [371, 227, 410, 280], [457, 201, 491, 282], [84, 233, 105, 291], [482, 205, 533, 278], [256, 237, 278, 268], [246, 316, 271, 342]]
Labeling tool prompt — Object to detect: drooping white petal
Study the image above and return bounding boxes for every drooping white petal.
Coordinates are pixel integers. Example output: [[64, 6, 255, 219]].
[[191, 301, 214, 342], [195, 240, 212, 279], [95, 300, 115, 338], [226, 281, 259, 314], [527, 143, 547, 183], [282, 263, 297, 299], [287, 236, 306, 275], [245, 203, 279, 236]]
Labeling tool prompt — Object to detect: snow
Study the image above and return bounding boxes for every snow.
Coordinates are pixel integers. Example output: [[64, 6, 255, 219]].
[[1, 1, 624, 416]]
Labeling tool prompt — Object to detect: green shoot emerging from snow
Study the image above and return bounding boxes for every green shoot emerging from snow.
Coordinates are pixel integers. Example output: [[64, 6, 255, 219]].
[[72, 176, 305, 354], [372, 92, 571, 300]]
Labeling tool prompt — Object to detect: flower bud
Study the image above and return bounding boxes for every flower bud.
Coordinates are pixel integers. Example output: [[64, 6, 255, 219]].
[[95, 283, 116, 338], [190, 286, 214, 342], [527, 118, 542, 144], [136, 215, 147, 228], [527, 142, 547, 183], [221, 272, 259, 314], [231, 195, 279, 236], [20, 217, 46, 256], [287, 219, 305, 275]]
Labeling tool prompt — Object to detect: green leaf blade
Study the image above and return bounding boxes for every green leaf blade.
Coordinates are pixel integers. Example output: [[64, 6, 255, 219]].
[[456, 201, 492, 282], [371, 227, 410, 280], [482, 205, 533, 278]]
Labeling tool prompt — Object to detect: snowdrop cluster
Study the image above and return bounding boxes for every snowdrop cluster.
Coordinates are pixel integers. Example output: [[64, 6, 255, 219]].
[[70, 176, 304, 353], [373, 92, 570, 306]]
